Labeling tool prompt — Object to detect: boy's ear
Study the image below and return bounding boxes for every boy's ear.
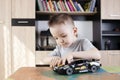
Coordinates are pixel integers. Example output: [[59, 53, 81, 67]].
[[73, 27, 77, 33], [73, 27, 78, 36]]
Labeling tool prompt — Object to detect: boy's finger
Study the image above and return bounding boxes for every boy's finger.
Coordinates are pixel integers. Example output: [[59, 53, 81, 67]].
[[57, 59, 61, 66], [55, 59, 59, 66], [67, 58, 73, 64], [50, 60, 52, 67], [50, 58, 56, 68], [67, 59, 71, 64], [52, 60, 57, 67], [62, 59, 66, 65]]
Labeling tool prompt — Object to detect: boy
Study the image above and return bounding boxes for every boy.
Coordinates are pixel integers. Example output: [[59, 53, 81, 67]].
[[43, 13, 101, 68]]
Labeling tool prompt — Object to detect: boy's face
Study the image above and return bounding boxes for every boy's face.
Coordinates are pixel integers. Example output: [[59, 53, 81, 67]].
[[50, 23, 77, 48]]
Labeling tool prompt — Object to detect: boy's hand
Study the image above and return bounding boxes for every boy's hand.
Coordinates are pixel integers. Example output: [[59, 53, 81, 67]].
[[50, 56, 62, 68], [62, 53, 73, 65]]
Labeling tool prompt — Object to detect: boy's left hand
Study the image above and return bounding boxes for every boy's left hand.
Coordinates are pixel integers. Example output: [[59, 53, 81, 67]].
[[62, 53, 73, 65]]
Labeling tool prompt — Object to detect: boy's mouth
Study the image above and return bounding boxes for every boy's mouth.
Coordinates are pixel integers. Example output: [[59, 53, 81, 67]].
[[61, 43, 71, 47]]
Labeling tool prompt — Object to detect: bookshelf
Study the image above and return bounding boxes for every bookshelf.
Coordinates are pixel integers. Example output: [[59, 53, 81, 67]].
[[36, 0, 97, 14], [36, 11, 97, 15], [36, 0, 100, 51]]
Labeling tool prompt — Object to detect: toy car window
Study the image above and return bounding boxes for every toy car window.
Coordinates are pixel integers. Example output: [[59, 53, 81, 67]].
[[74, 60, 85, 64]]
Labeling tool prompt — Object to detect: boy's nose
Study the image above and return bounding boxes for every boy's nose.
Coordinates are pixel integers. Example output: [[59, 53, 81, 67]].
[[59, 39, 64, 43]]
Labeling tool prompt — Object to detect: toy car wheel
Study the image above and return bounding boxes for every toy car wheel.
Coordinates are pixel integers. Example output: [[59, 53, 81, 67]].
[[66, 67, 73, 75], [91, 65, 98, 73]]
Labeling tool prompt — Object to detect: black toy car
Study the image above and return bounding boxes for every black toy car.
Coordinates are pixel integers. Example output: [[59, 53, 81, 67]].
[[53, 59, 101, 75]]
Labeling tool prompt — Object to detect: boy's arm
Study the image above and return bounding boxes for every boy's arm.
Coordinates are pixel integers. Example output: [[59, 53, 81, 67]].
[[42, 46, 62, 67], [72, 47, 101, 60], [62, 48, 101, 65], [42, 46, 61, 64], [72, 38, 101, 60]]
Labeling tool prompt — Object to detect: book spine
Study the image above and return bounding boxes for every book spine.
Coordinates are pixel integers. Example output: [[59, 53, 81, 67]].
[[37, 0, 40, 10], [41, 0, 46, 11], [67, 0, 73, 11], [69, 0, 77, 11], [68, 0, 75, 11], [78, 3, 84, 12], [64, 0, 70, 11], [48, 0, 54, 12], [59, 0, 65, 11], [53, 1, 59, 12], [72, 0, 80, 11], [44, 0, 49, 11], [57, 1, 62, 11], [37, 0, 44, 11], [61, 0, 67, 11], [89, 0, 96, 12], [47, 2, 51, 11], [52, 1, 56, 11]]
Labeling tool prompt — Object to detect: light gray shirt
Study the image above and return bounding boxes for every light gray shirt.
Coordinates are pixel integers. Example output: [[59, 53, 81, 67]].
[[49, 38, 95, 58]]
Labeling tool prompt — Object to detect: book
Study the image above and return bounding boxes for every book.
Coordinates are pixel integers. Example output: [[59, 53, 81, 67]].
[[68, 0, 75, 11], [41, 0, 46, 11], [57, 1, 62, 11], [89, 0, 96, 12], [72, 0, 81, 11], [47, 2, 51, 11], [69, 0, 77, 11], [67, 0, 74, 11], [59, 0, 65, 11], [43, 0, 49, 11], [48, 0, 54, 12], [78, 3, 84, 12], [53, 1, 59, 11], [61, 0, 67, 11], [37, 0, 43, 11], [64, 0, 70, 11]]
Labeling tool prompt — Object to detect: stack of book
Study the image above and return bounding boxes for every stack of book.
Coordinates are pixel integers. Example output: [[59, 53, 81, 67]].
[[37, 0, 96, 12]]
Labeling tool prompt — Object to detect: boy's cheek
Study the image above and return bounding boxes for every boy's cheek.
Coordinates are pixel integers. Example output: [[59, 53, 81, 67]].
[[56, 42, 60, 45]]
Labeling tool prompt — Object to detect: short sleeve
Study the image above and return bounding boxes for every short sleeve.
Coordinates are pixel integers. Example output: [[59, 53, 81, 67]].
[[82, 38, 95, 50], [48, 46, 61, 57]]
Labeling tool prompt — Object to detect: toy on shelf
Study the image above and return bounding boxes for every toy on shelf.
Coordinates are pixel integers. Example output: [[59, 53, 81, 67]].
[[53, 59, 101, 75]]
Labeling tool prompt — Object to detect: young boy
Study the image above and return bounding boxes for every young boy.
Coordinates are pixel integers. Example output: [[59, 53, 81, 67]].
[[43, 13, 101, 68]]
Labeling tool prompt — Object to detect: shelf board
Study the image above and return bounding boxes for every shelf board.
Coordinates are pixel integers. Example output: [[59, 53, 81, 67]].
[[102, 34, 120, 36], [102, 31, 120, 36], [36, 11, 97, 15]]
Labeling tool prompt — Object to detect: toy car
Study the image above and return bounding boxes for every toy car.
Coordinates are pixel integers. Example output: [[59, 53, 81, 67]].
[[53, 59, 101, 75]]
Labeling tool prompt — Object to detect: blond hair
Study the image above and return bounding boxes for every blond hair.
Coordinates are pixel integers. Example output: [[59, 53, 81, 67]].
[[48, 13, 75, 27]]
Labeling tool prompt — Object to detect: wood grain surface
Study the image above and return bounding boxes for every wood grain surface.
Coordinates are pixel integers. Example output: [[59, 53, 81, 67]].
[[7, 67, 120, 80]]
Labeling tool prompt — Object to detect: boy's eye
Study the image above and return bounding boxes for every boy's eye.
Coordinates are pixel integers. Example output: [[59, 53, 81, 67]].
[[55, 37, 58, 40], [61, 35, 67, 38]]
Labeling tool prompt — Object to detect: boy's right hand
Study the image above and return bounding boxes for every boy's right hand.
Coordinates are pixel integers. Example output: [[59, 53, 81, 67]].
[[50, 56, 62, 68]]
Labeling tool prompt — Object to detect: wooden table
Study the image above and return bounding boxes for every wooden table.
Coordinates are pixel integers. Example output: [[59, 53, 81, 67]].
[[7, 67, 120, 80]]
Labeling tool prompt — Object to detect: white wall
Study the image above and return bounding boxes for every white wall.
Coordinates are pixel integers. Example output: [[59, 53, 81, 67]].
[[74, 21, 93, 41]]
